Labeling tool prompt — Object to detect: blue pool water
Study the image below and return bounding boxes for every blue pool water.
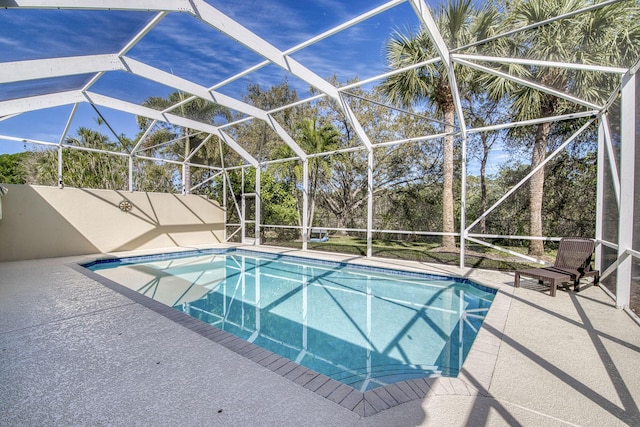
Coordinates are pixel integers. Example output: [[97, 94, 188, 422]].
[[87, 250, 495, 391]]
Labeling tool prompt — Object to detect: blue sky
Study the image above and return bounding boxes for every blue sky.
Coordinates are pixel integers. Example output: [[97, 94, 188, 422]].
[[0, 1, 421, 151], [0, 0, 510, 172]]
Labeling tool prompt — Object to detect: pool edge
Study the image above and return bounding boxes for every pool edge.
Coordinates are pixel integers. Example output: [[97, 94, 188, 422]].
[[69, 253, 510, 417]]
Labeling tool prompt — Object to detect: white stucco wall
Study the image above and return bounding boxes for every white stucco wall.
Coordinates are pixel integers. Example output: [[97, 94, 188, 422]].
[[0, 185, 225, 261]]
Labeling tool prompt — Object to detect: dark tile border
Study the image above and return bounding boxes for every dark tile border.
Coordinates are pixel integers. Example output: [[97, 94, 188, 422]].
[[69, 259, 494, 417]]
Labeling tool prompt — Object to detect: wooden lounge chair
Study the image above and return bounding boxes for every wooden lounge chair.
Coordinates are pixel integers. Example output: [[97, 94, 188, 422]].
[[514, 237, 600, 297]]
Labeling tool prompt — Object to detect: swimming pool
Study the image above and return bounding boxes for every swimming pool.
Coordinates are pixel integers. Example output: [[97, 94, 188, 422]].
[[85, 249, 495, 392]]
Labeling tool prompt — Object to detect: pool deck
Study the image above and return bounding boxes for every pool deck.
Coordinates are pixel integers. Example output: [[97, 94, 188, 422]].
[[1, 244, 639, 426]]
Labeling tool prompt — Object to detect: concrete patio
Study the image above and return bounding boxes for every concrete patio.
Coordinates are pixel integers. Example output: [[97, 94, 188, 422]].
[[1, 246, 639, 426]]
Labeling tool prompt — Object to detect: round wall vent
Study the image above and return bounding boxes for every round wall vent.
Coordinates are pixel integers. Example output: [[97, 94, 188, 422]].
[[118, 200, 133, 212]]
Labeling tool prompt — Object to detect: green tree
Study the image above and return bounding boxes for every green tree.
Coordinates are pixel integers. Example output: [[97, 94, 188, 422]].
[[259, 170, 299, 227], [539, 122, 598, 239], [272, 118, 340, 231], [485, 162, 530, 240], [25, 127, 129, 190], [295, 118, 340, 227], [488, 0, 640, 256], [0, 152, 28, 184], [214, 167, 299, 240], [466, 95, 506, 234], [236, 81, 305, 163], [380, 0, 499, 249], [310, 78, 439, 233], [138, 92, 232, 193], [132, 158, 177, 193]]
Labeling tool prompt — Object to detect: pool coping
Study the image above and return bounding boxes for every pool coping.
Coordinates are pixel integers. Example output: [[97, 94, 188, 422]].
[[69, 248, 512, 417]]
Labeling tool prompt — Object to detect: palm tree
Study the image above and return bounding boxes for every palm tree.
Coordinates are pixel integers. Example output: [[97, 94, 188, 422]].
[[28, 127, 129, 190], [296, 118, 340, 228], [138, 92, 231, 193], [488, 0, 640, 256], [380, 0, 498, 250], [272, 118, 340, 234]]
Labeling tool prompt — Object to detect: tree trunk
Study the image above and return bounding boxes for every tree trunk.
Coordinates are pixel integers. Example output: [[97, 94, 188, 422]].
[[308, 162, 318, 228], [308, 197, 316, 230], [442, 106, 456, 249], [528, 121, 550, 257], [480, 136, 489, 235]]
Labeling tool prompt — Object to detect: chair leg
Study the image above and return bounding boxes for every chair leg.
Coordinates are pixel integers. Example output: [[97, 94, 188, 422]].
[[550, 281, 557, 297], [514, 273, 520, 288], [574, 279, 580, 292]]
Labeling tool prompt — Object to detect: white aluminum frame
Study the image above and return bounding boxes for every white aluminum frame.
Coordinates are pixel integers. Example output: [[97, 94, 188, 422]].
[[615, 71, 636, 308], [0, 0, 637, 303]]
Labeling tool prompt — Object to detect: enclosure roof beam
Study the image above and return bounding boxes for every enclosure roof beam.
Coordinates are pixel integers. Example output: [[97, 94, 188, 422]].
[[0, 0, 375, 151], [338, 97, 373, 150], [130, 119, 158, 156], [451, 0, 625, 54], [82, 92, 258, 167], [407, 0, 451, 69], [82, 12, 168, 95], [285, 0, 405, 56], [190, 0, 337, 98], [190, 0, 374, 150], [118, 12, 168, 57], [409, 0, 469, 268], [0, 133, 131, 159], [452, 54, 629, 75], [170, 0, 406, 146], [120, 57, 307, 160], [465, 118, 597, 232], [0, 0, 193, 10], [184, 134, 213, 163], [0, 134, 59, 147], [408, 0, 467, 135], [58, 103, 78, 146], [0, 113, 20, 122], [0, 91, 86, 116], [339, 57, 442, 93], [208, 0, 405, 92], [0, 55, 122, 84], [467, 110, 599, 134], [455, 58, 602, 110], [0, 54, 306, 160]]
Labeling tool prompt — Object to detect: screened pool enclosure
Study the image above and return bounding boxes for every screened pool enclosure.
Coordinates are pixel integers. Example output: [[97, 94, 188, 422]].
[[0, 0, 639, 314]]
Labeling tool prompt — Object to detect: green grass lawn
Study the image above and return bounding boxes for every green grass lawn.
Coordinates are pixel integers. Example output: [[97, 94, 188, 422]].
[[269, 235, 553, 271]]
